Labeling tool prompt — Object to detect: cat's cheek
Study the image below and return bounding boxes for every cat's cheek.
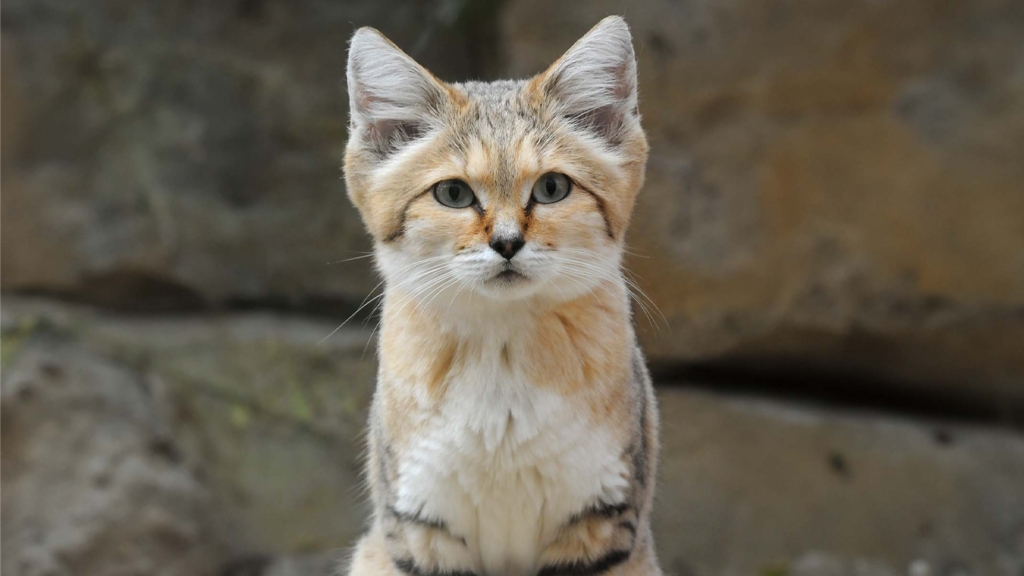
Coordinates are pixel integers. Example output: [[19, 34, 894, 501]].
[[404, 203, 483, 254], [453, 221, 490, 254], [528, 208, 612, 256]]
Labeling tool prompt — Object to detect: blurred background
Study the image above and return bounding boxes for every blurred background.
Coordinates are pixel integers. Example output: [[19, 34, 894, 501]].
[[2, 1, 1024, 575]]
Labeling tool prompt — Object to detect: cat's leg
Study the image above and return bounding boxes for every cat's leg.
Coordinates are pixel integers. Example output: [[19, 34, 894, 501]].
[[533, 349, 663, 576], [606, 530, 663, 576], [347, 530, 403, 576], [347, 511, 477, 576], [537, 505, 662, 576]]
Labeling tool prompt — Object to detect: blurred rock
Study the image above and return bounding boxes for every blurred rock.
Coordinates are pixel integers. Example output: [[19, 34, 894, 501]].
[[0, 0, 500, 310], [1, 297, 376, 565], [260, 553, 342, 576], [220, 552, 341, 576], [4, 297, 1023, 576], [0, 325, 227, 575], [501, 0, 1024, 407], [655, 389, 1024, 576], [3, 0, 1024, 408], [789, 553, 901, 576]]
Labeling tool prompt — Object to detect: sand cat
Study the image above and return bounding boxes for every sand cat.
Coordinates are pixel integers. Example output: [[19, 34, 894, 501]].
[[343, 16, 660, 576]]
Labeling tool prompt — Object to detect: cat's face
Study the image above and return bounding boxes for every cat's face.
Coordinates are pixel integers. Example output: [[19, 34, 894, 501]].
[[345, 17, 647, 308]]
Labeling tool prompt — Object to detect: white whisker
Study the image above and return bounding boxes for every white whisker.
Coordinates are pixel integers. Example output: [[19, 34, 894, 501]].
[[326, 253, 376, 264], [320, 254, 451, 343]]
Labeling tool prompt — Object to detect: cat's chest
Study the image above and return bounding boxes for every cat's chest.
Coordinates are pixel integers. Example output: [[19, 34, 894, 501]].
[[392, 362, 630, 575]]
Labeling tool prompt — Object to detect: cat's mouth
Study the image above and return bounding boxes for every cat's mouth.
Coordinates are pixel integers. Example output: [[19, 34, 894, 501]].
[[492, 268, 527, 283]]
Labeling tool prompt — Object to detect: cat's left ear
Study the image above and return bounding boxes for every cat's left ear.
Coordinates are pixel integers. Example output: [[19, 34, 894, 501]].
[[537, 16, 639, 141]]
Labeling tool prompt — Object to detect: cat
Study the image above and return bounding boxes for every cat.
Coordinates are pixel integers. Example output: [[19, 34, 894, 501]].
[[343, 16, 660, 576]]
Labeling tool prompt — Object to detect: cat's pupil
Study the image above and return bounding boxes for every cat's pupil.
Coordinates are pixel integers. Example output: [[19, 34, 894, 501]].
[[546, 178, 556, 194], [449, 184, 461, 201]]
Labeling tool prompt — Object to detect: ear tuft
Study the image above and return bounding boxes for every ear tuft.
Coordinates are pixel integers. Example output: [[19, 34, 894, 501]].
[[347, 28, 446, 156], [541, 16, 639, 142]]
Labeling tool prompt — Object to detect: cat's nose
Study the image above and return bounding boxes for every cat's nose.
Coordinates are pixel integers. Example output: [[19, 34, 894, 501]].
[[489, 235, 525, 260]]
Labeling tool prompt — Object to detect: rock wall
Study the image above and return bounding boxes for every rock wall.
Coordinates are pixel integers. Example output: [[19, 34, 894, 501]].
[[1, 0, 501, 308], [3, 298, 1024, 576], [4, 0, 1023, 408], [501, 0, 1024, 407], [3, 0, 1024, 575], [1, 315, 228, 576]]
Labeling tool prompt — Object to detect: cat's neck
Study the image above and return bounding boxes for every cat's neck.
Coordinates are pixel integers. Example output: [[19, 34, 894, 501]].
[[378, 277, 634, 397], [383, 276, 629, 337]]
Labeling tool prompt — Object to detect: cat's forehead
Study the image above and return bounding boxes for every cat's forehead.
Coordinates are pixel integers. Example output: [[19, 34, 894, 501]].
[[449, 79, 541, 139], [454, 79, 528, 105], [443, 79, 551, 192]]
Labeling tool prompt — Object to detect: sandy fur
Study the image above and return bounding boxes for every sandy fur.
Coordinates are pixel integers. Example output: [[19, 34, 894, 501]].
[[343, 16, 660, 576]]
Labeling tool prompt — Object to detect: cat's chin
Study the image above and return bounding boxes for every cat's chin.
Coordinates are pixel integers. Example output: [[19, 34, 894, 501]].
[[493, 269, 527, 283], [472, 270, 544, 301]]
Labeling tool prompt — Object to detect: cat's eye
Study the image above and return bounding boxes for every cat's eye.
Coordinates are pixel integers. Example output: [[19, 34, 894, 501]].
[[433, 179, 476, 209], [531, 172, 572, 204]]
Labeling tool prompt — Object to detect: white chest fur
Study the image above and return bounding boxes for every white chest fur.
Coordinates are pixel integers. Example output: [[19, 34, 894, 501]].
[[391, 336, 630, 576]]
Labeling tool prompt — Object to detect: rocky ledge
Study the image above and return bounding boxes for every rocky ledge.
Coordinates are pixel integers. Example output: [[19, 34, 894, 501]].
[[3, 297, 1022, 576]]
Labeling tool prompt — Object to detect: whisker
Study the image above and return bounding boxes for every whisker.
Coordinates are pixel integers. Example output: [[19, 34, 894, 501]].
[[421, 277, 463, 313], [555, 262, 621, 302], [319, 255, 450, 343], [318, 291, 385, 345], [445, 278, 469, 316], [621, 271, 667, 326], [361, 321, 380, 361], [326, 253, 376, 265], [552, 251, 668, 333], [556, 246, 667, 329]]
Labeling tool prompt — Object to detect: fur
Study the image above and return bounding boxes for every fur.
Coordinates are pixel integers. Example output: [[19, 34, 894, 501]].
[[343, 16, 660, 576]]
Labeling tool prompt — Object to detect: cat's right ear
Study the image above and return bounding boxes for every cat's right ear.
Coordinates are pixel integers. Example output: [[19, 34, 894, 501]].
[[347, 28, 448, 155], [535, 16, 639, 144]]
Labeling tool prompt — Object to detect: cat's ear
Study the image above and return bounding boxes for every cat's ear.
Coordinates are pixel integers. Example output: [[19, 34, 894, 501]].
[[347, 28, 448, 154], [538, 16, 639, 142]]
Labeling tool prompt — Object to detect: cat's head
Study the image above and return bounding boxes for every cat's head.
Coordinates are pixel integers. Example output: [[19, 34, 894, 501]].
[[344, 16, 647, 308]]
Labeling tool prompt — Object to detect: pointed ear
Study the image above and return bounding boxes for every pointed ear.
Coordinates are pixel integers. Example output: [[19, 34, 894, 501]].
[[538, 16, 639, 142], [347, 28, 448, 155]]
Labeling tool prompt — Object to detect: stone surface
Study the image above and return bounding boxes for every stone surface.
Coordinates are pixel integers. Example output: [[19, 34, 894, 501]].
[[0, 0, 501, 309], [260, 554, 343, 576], [1, 297, 376, 568], [3, 0, 1024, 406], [4, 2, 1024, 571], [0, 326, 227, 575], [654, 389, 1024, 576], [220, 553, 342, 576], [4, 0, 1023, 408], [3, 297, 1023, 576], [500, 0, 1024, 407]]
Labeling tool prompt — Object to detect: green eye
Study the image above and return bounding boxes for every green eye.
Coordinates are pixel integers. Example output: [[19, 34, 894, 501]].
[[532, 172, 572, 204], [433, 179, 476, 208]]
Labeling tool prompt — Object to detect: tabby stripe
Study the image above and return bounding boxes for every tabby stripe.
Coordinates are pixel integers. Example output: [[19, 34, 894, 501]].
[[385, 505, 449, 531], [574, 183, 615, 239], [383, 189, 431, 243], [536, 549, 633, 576], [569, 502, 631, 524], [616, 520, 638, 538]]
